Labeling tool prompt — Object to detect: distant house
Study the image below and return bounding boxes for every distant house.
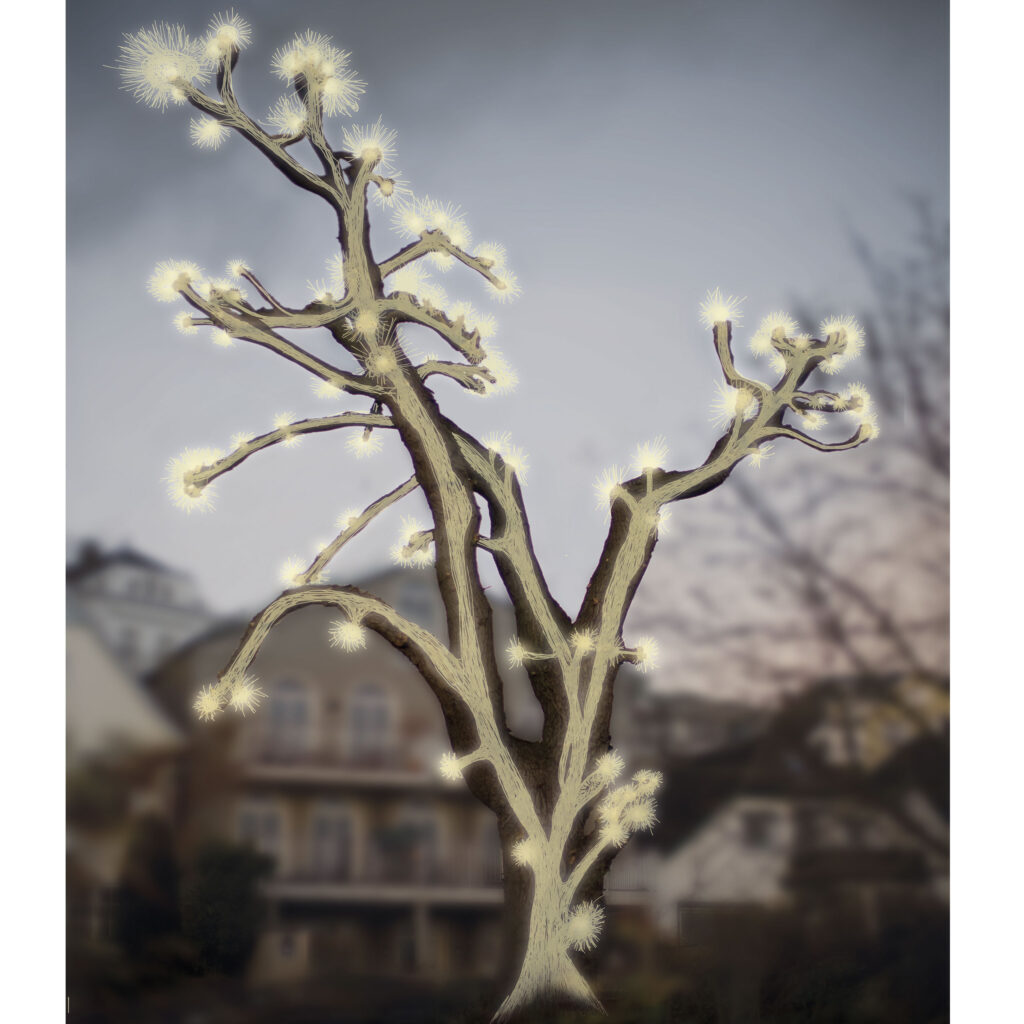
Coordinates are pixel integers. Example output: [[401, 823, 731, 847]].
[[650, 673, 949, 944], [67, 541, 217, 676], [66, 591, 184, 944]]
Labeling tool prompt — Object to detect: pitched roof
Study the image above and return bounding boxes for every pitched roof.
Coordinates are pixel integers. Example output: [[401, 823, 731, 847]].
[[66, 542, 181, 583], [67, 593, 183, 759]]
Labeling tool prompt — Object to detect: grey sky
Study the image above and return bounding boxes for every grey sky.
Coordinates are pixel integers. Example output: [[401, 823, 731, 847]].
[[67, 0, 948, 618]]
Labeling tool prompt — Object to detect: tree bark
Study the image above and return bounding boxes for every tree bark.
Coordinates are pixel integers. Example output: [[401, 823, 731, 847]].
[[493, 828, 606, 1023]]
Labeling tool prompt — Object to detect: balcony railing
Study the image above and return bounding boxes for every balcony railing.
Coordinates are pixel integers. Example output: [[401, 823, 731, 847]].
[[248, 744, 420, 772], [276, 851, 647, 892], [279, 856, 503, 889]]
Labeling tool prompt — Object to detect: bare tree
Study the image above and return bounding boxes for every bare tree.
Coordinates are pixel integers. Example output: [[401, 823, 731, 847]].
[[115, 14, 875, 1019]]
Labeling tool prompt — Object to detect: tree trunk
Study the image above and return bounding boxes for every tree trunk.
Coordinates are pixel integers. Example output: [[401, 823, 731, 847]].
[[492, 852, 603, 1022]]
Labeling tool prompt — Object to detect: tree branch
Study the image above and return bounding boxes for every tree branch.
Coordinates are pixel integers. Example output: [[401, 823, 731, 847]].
[[419, 360, 496, 394], [187, 412, 395, 492], [180, 284, 382, 397], [304, 475, 420, 582], [185, 65, 347, 213]]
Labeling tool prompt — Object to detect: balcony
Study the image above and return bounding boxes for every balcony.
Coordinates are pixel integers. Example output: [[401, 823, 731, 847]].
[[240, 745, 443, 789], [281, 855, 503, 890], [267, 850, 504, 908]]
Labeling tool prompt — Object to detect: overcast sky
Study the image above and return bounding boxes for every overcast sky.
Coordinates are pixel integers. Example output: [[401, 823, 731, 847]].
[[67, 0, 949, 620]]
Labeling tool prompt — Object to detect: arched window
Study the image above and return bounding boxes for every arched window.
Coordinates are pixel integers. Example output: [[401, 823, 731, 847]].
[[310, 804, 353, 880], [348, 682, 392, 763], [268, 679, 312, 758]]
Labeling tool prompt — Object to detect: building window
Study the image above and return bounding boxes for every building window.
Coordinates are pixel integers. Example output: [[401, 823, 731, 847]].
[[741, 810, 775, 849], [398, 806, 438, 883], [677, 902, 717, 946], [396, 579, 436, 631], [481, 821, 503, 885], [117, 626, 138, 665], [371, 806, 439, 884], [268, 679, 312, 757], [310, 807, 353, 880], [349, 683, 392, 762], [238, 803, 282, 864], [795, 807, 825, 850]]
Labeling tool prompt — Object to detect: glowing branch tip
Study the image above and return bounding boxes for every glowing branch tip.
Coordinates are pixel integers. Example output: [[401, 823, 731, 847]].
[[506, 639, 528, 669], [632, 768, 664, 795], [510, 837, 539, 867], [438, 752, 464, 783], [476, 350, 518, 396], [633, 438, 669, 474], [759, 311, 799, 337], [117, 22, 211, 111], [279, 557, 307, 587], [228, 677, 266, 715], [148, 260, 204, 302], [711, 382, 757, 426], [189, 116, 229, 149], [352, 309, 381, 337], [173, 311, 199, 335], [271, 31, 364, 115], [341, 117, 398, 168], [165, 447, 222, 513], [594, 750, 626, 783], [266, 96, 308, 135], [329, 618, 368, 652], [570, 629, 597, 655], [566, 902, 606, 953], [748, 443, 775, 469], [622, 797, 658, 833], [205, 11, 252, 59], [631, 637, 660, 673], [699, 288, 745, 328], [598, 819, 630, 848], [489, 270, 521, 304], [594, 466, 624, 510], [193, 684, 223, 721], [347, 431, 383, 459], [336, 508, 361, 530]]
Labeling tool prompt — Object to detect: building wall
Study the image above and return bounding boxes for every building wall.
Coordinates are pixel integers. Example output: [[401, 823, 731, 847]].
[[652, 793, 940, 937], [72, 559, 214, 676]]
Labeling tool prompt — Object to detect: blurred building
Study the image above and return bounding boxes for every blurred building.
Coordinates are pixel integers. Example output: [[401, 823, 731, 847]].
[[67, 540, 216, 676], [146, 567, 657, 985], [650, 673, 950, 945], [66, 591, 184, 944], [67, 543, 949, 1004], [66, 540, 216, 952]]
